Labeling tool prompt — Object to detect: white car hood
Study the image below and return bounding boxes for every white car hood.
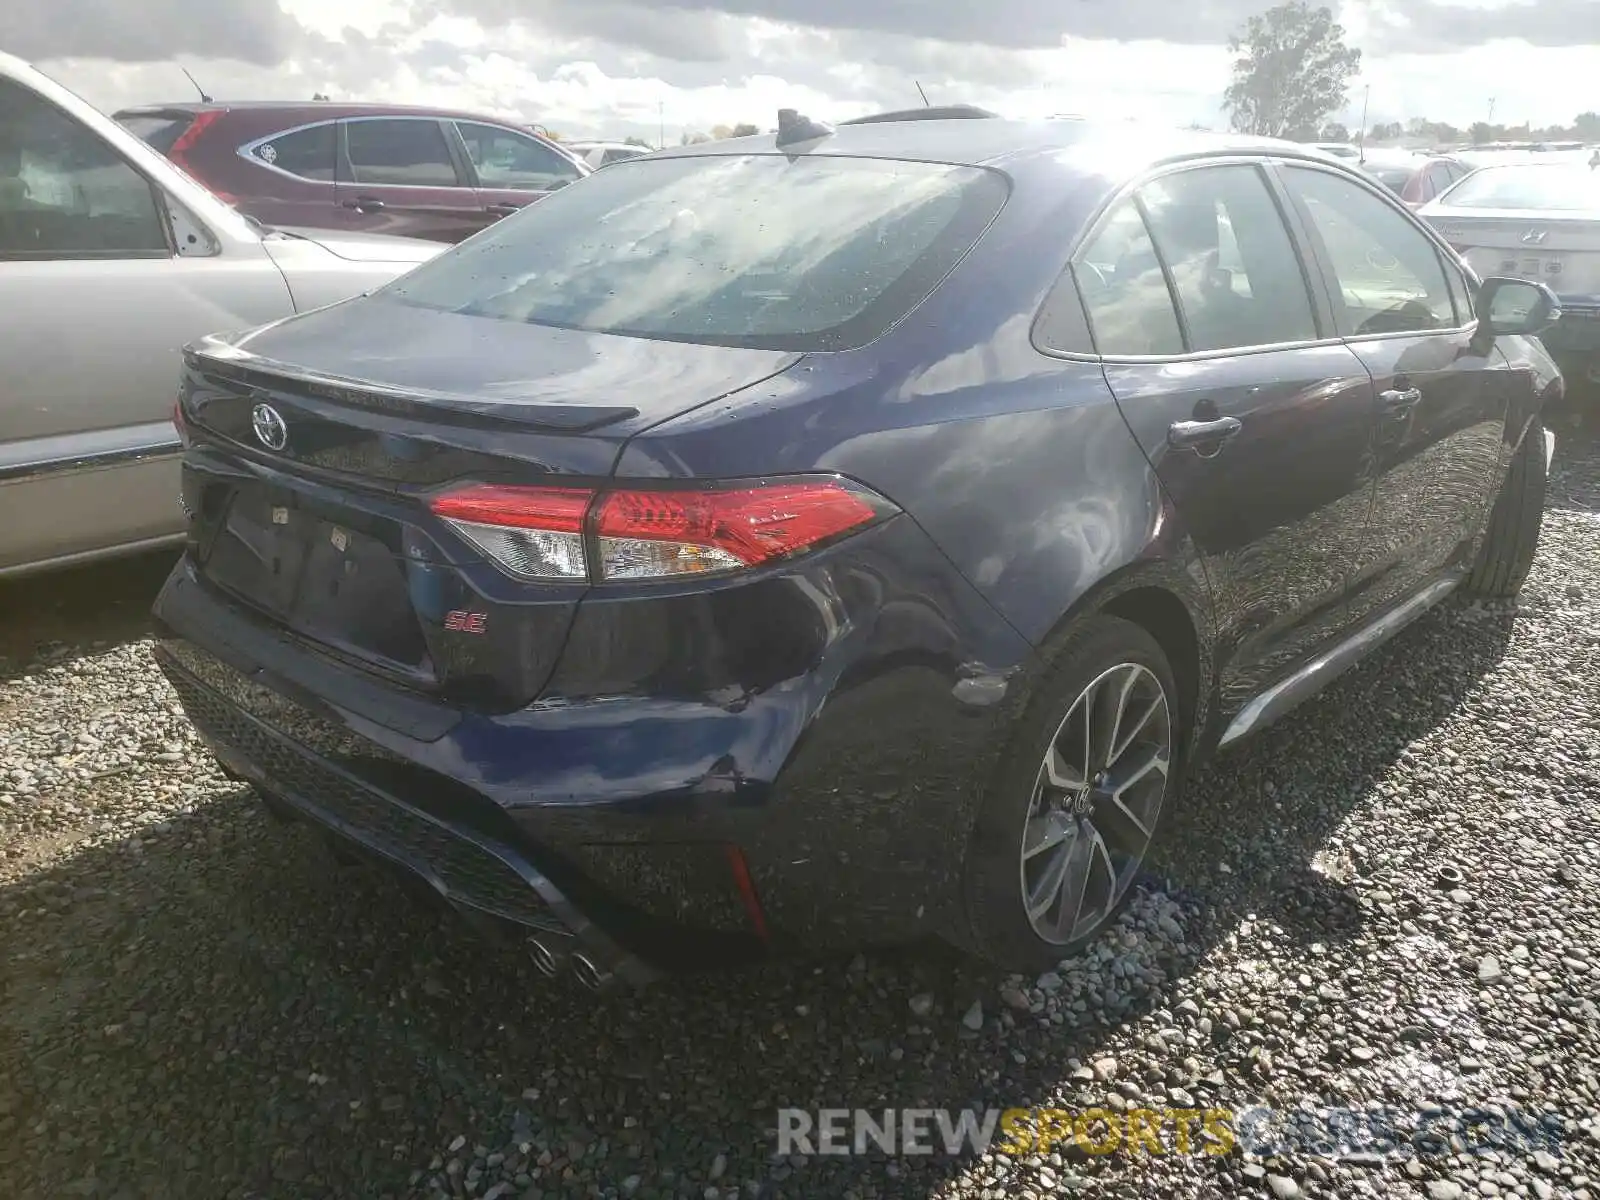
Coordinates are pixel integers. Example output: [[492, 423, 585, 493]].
[[270, 226, 448, 264]]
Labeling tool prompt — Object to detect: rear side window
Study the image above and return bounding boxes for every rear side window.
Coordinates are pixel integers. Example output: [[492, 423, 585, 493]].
[[345, 119, 458, 187], [250, 123, 335, 181], [1137, 165, 1319, 351], [116, 113, 192, 154], [455, 122, 581, 191], [382, 153, 1008, 352], [1072, 199, 1184, 356], [1422, 163, 1455, 200], [1282, 166, 1457, 335], [0, 78, 169, 259]]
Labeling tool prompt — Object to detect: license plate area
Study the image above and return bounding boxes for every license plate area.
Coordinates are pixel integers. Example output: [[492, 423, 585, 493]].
[[201, 480, 434, 680]]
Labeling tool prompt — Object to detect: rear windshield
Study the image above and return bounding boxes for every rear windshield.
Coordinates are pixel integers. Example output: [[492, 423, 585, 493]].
[[1440, 164, 1600, 210], [115, 113, 194, 154], [381, 152, 1008, 351], [1365, 165, 1414, 191]]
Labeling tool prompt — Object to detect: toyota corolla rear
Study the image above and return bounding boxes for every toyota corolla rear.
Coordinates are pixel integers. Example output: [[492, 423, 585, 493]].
[[1423, 161, 1600, 388], [152, 145, 1030, 985]]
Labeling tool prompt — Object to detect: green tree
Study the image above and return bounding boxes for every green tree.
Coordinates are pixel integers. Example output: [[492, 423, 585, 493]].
[[730, 123, 761, 138], [623, 136, 653, 149], [1574, 112, 1600, 141], [1470, 121, 1494, 145], [1223, 2, 1362, 139]]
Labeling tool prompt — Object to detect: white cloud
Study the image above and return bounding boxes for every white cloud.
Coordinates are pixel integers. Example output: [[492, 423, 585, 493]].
[[23, 0, 1600, 146]]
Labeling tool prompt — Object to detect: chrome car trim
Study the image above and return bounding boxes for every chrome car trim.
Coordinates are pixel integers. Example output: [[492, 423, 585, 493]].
[[0, 532, 185, 580], [1218, 574, 1463, 749], [0, 421, 181, 485]]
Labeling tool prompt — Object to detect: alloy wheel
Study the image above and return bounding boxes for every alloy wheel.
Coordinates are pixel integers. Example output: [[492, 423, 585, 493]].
[[1018, 661, 1172, 945]]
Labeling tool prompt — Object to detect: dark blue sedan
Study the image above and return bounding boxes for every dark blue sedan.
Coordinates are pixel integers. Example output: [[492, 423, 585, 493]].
[[153, 110, 1563, 987]]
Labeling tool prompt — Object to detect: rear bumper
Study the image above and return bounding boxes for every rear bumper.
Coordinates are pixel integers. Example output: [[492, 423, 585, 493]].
[[158, 647, 656, 989], [152, 514, 1034, 974]]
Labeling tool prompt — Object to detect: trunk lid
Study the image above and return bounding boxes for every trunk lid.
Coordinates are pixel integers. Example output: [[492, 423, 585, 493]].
[[179, 297, 800, 709], [1426, 207, 1600, 303]]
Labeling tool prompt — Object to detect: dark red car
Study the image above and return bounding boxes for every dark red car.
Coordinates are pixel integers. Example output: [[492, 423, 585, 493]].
[[112, 101, 590, 242], [1359, 152, 1475, 209]]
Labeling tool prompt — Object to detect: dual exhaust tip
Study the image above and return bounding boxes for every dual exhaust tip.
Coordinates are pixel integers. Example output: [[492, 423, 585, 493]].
[[527, 934, 612, 991]]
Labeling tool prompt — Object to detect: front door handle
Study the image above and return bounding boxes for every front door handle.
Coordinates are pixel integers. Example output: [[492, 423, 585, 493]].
[[1379, 386, 1422, 417], [1167, 416, 1243, 452], [341, 195, 386, 212], [486, 202, 525, 216]]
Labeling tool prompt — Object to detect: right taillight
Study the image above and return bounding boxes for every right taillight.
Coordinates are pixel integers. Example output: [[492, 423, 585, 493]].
[[427, 477, 896, 583]]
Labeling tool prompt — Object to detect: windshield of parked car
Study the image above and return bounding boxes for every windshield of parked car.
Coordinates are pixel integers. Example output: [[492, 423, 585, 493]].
[[381, 152, 1008, 351], [1439, 163, 1600, 210]]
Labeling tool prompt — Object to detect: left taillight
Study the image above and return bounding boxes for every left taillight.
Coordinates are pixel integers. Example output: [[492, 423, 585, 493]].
[[427, 477, 897, 583]]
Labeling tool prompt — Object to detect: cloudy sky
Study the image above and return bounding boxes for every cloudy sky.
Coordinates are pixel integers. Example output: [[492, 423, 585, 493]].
[[6, 0, 1597, 143]]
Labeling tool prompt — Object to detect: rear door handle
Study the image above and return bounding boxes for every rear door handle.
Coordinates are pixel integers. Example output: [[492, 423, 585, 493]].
[[1167, 416, 1243, 451], [341, 195, 385, 212], [486, 202, 525, 216], [1379, 386, 1422, 417]]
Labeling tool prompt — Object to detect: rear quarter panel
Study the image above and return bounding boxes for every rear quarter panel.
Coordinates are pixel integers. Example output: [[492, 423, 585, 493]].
[[612, 160, 1216, 688], [260, 238, 435, 309]]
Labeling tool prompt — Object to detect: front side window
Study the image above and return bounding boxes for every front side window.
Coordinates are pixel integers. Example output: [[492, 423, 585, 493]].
[[1136, 165, 1319, 351], [1283, 166, 1457, 336], [456, 123, 581, 191], [252, 123, 336, 181], [1071, 198, 1184, 356], [382, 153, 1007, 352], [0, 78, 168, 258], [345, 119, 459, 187]]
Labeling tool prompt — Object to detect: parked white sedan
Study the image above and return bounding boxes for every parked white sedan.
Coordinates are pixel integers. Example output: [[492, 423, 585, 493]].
[[0, 51, 446, 578]]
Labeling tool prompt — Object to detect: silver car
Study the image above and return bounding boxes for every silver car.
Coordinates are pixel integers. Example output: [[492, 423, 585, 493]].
[[0, 52, 445, 578], [1420, 159, 1600, 391], [563, 140, 651, 169]]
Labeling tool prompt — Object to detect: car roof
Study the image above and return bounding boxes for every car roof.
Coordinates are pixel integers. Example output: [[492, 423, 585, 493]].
[[112, 99, 540, 126], [645, 115, 1353, 178]]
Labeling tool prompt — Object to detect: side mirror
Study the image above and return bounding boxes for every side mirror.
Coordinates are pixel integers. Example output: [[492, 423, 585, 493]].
[[1476, 276, 1561, 337]]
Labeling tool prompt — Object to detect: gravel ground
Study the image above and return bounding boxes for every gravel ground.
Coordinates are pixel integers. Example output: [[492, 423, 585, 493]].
[[2, 426, 1598, 1200]]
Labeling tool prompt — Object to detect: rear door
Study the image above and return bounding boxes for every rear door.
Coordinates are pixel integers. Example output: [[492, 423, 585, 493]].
[[336, 117, 483, 242], [450, 121, 584, 223], [1071, 160, 1380, 705], [1277, 161, 1510, 626], [234, 119, 341, 230]]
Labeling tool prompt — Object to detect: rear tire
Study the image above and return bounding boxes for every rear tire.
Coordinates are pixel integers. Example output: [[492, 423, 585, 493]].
[[960, 615, 1182, 975], [1464, 417, 1547, 599]]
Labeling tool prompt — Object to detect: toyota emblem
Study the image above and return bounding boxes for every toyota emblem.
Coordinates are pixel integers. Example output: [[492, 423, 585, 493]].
[[251, 402, 288, 451]]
